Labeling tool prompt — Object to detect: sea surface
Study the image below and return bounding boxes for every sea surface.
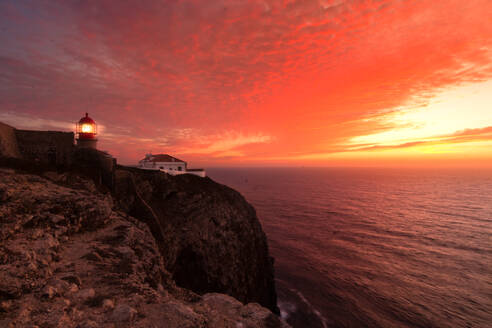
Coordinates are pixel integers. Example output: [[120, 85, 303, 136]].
[[207, 168, 492, 328]]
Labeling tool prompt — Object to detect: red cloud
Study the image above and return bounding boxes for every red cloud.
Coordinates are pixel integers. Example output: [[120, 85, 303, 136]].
[[0, 0, 491, 165]]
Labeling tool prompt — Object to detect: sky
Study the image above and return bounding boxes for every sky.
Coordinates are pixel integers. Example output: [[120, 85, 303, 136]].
[[0, 0, 491, 167]]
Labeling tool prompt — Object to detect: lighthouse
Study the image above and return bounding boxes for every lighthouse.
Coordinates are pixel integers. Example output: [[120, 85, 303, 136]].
[[76, 113, 97, 149]]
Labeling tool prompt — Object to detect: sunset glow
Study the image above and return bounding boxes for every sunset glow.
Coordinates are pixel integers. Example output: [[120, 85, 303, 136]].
[[1, 0, 491, 167]]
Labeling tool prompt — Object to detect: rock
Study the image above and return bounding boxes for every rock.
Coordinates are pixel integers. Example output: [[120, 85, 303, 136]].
[[47, 278, 69, 294], [62, 298, 71, 307], [111, 304, 137, 322], [241, 302, 287, 327], [68, 283, 79, 293], [70, 308, 86, 322], [116, 246, 135, 258], [49, 214, 66, 225], [39, 259, 50, 268], [36, 234, 59, 251], [143, 300, 206, 328], [0, 300, 12, 312], [202, 293, 243, 315], [56, 313, 73, 328], [27, 261, 38, 271], [32, 229, 44, 239], [0, 319, 11, 327], [102, 299, 114, 311], [196, 294, 287, 328], [82, 251, 103, 262], [41, 285, 57, 299], [0, 271, 22, 299], [61, 275, 82, 286], [76, 288, 95, 302], [42, 171, 61, 182], [78, 319, 98, 328], [52, 253, 62, 262]]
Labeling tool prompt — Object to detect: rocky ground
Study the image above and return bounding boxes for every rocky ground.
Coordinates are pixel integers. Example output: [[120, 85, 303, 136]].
[[0, 168, 289, 328]]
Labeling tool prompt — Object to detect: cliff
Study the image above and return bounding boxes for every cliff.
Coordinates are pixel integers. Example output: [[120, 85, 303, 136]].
[[0, 168, 288, 327], [113, 167, 278, 312]]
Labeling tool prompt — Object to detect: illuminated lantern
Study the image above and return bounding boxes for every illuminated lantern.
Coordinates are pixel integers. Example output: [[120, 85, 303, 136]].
[[76, 113, 98, 149]]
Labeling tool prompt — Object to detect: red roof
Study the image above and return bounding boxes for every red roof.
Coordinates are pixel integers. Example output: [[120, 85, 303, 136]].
[[143, 154, 186, 163], [78, 112, 96, 124]]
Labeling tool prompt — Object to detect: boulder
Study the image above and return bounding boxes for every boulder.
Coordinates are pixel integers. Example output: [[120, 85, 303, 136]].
[[111, 304, 137, 322]]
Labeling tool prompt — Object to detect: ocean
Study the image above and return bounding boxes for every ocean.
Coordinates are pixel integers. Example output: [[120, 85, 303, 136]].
[[207, 167, 492, 328]]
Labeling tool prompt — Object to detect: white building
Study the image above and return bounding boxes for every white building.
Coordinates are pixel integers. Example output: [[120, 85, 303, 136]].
[[137, 153, 206, 177]]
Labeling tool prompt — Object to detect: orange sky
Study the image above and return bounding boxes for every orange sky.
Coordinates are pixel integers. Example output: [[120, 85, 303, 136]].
[[0, 0, 491, 167]]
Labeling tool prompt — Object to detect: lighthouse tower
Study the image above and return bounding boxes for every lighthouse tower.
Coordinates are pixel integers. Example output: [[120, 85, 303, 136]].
[[76, 113, 98, 149]]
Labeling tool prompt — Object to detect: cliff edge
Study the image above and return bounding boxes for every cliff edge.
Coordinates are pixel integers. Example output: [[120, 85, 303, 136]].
[[113, 167, 278, 313]]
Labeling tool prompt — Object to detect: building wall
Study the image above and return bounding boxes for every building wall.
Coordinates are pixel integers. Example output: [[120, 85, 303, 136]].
[[14, 129, 74, 166], [139, 160, 205, 177], [140, 161, 187, 171], [156, 162, 186, 171], [159, 169, 206, 177]]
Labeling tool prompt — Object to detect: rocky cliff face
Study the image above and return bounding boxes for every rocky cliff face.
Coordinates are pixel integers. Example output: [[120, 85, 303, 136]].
[[113, 167, 279, 313], [0, 168, 288, 327]]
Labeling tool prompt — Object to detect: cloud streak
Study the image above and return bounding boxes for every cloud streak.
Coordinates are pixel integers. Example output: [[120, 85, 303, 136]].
[[348, 126, 492, 152]]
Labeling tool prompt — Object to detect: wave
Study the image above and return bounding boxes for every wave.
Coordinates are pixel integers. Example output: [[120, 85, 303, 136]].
[[276, 279, 330, 328]]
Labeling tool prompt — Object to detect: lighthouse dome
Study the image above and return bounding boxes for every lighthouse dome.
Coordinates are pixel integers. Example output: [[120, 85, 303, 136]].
[[76, 112, 98, 143], [78, 112, 96, 125]]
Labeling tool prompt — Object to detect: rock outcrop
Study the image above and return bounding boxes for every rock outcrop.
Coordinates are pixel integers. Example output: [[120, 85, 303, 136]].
[[113, 167, 279, 313], [0, 168, 288, 327]]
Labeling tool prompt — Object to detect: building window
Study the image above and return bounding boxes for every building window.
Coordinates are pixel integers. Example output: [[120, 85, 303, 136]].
[[160, 166, 163, 169], [178, 166, 182, 171]]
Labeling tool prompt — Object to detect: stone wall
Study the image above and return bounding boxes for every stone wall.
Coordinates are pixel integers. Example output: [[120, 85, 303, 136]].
[[0, 122, 21, 159], [0, 121, 116, 191], [14, 129, 74, 166]]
